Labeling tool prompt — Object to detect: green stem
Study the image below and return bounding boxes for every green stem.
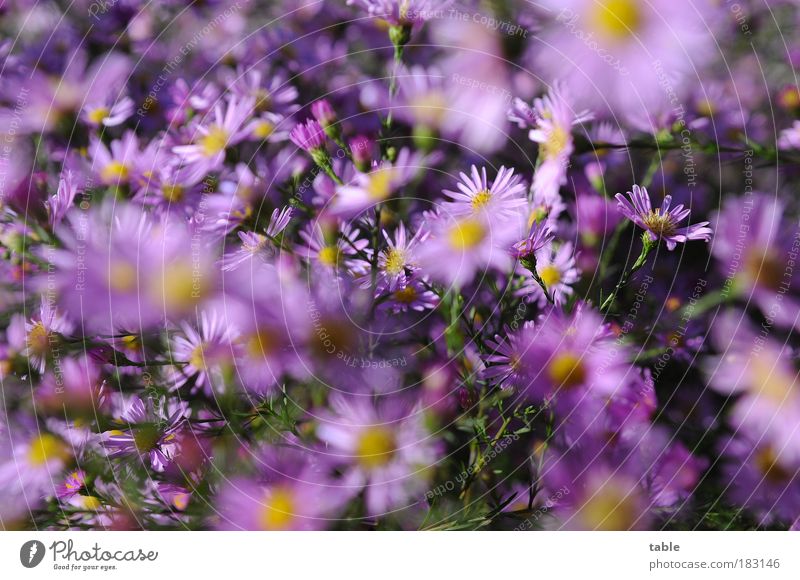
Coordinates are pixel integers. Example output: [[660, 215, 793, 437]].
[[600, 234, 656, 313]]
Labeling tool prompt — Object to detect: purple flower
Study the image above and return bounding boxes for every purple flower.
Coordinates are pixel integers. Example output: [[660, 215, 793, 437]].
[[517, 242, 580, 307], [81, 96, 134, 128], [103, 395, 188, 472], [443, 165, 527, 219], [45, 171, 79, 228], [511, 220, 554, 260], [310, 99, 337, 128], [216, 443, 350, 530], [416, 211, 517, 288], [527, 83, 592, 201], [315, 394, 441, 515], [172, 95, 255, 172], [89, 130, 141, 186], [170, 310, 238, 396], [289, 118, 327, 152], [615, 185, 712, 250]]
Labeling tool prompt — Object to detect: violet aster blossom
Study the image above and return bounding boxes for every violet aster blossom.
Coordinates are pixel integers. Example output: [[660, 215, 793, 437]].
[[615, 185, 712, 250], [416, 211, 517, 288], [315, 393, 441, 516], [527, 83, 593, 201], [103, 395, 188, 472], [172, 95, 255, 172], [169, 310, 239, 396], [510, 220, 554, 260], [517, 241, 580, 307], [443, 165, 527, 220], [216, 442, 351, 530]]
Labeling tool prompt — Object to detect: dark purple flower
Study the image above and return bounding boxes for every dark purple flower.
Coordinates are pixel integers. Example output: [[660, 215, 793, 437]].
[[616, 185, 712, 250]]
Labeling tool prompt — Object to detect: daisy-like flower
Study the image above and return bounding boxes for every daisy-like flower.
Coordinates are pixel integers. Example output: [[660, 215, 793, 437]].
[[133, 162, 206, 210], [615, 185, 712, 250], [315, 393, 442, 515], [228, 67, 299, 117], [173, 95, 255, 172], [371, 222, 425, 292], [298, 221, 371, 275], [528, 84, 593, 200], [17, 297, 74, 373], [518, 242, 580, 307], [481, 322, 539, 390], [89, 130, 141, 186], [510, 220, 554, 260], [55, 469, 103, 512], [216, 443, 350, 531], [170, 310, 238, 396], [378, 279, 439, 313], [45, 171, 79, 228], [416, 212, 516, 288], [245, 111, 289, 143], [81, 96, 134, 127], [103, 395, 188, 472], [220, 207, 293, 272], [0, 424, 73, 518], [331, 148, 430, 217], [443, 165, 527, 219]]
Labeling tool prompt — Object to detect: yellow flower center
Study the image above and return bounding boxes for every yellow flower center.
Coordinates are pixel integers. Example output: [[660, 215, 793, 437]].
[[393, 285, 418, 304], [744, 247, 784, 291], [81, 496, 102, 510], [259, 487, 297, 530], [28, 433, 70, 466], [542, 126, 569, 160], [88, 107, 110, 124], [539, 264, 562, 288], [253, 89, 272, 112], [410, 92, 449, 127], [547, 352, 586, 389], [133, 424, 161, 452], [447, 218, 486, 251], [749, 355, 796, 406], [109, 262, 138, 293], [27, 322, 50, 358], [383, 248, 406, 275], [642, 210, 677, 238], [356, 426, 397, 469], [591, 0, 642, 41], [189, 343, 208, 370], [101, 161, 130, 183], [162, 184, 185, 203], [318, 246, 341, 267], [152, 262, 205, 311], [578, 480, 639, 530], [755, 446, 791, 484], [246, 330, 278, 359], [367, 168, 395, 201], [471, 189, 493, 211], [200, 125, 230, 157], [252, 120, 275, 139]]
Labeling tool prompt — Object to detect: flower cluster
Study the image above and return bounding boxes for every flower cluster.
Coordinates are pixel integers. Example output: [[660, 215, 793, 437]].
[[0, 0, 798, 532]]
